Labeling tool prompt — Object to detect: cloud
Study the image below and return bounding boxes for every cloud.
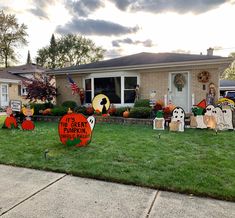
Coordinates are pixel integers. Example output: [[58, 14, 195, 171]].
[[112, 37, 154, 47], [65, 0, 104, 17], [56, 18, 139, 36], [28, 0, 53, 19], [105, 49, 123, 59], [109, 0, 230, 14]]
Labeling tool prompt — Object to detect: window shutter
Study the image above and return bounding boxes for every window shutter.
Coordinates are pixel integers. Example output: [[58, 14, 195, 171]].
[[18, 85, 22, 96]]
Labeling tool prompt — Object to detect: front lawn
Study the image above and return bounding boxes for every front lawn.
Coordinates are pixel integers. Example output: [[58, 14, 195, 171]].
[[0, 117, 234, 201]]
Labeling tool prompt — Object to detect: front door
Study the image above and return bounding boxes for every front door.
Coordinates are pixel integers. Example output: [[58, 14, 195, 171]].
[[169, 72, 189, 112], [1, 84, 9, 107]]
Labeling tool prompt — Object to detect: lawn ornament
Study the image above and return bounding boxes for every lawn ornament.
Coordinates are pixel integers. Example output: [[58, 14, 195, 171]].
[[58, 113, 95, 147], [212, 107, 224, 130], [92, 94, 110, 116], [123, 109, 130, 118], [87, 116, 95, 130], [153, 110, 165, 130], [3, 106, 18, 129], [196, 115, 207, 129], [204, 105, 215, 128], [169, 107, 185, 132], [21, 106, 35, 130], [222, 108, 233, 130]]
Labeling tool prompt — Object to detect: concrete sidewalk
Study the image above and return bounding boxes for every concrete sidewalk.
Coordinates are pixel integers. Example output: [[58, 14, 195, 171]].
[[0, 165, 234, 218]]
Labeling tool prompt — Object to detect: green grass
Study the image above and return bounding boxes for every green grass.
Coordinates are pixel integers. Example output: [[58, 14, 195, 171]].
[[0, 116, 234, 201]]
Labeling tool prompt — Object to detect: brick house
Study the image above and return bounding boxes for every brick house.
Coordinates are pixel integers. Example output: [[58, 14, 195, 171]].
[[0, 63, 46, 108], [51, 51, 233, 112]]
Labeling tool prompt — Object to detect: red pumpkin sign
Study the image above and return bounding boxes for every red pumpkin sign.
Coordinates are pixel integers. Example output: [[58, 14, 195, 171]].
[[58, 113, 92, 147], [4, 117, 18, 129]]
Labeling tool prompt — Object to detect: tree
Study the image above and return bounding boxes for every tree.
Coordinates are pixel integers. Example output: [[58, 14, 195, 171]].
[[221, 52, 235, 80], [49, 34, 57, 69], [27, 50, 31, 64], [0, 10, 28, 67], [36, 34, 105, 68], [23, 74, 57, 103]]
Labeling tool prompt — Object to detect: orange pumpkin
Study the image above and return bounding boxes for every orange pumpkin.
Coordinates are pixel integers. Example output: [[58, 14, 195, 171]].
[[123, 110, 130, 118], [42, 108, 52, 115], [58, 113, 92, 147], [22, 120, 35, 131], [4, 117, 17, 129]]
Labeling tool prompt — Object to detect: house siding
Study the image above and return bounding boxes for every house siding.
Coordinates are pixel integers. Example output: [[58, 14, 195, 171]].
[[54, 64, 221, 109], [56, 75, 83, 106], [139, 65, 220, 106]]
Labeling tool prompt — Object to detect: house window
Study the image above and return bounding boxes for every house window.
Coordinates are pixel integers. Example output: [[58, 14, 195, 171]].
[[18, 85, 28, 96], [94, 77, 121, 103], [84, 74, 139, 105], [1, 84, 9, 107], [124, 77, 137, 103], [85, 79, 92, 103]]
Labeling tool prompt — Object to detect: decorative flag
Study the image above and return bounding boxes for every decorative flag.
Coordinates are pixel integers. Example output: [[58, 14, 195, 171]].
[[67, 74, 80, 95]]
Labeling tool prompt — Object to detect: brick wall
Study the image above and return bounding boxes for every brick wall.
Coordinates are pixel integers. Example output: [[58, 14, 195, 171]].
[[56, 75, 83, 106]]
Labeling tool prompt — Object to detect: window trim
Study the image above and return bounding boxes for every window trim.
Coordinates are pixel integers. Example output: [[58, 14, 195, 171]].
[[83, 72, 140, 106], [1, 83, 9, 107]]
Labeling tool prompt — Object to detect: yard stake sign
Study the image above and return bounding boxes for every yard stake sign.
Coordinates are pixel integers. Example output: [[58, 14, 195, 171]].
[[58, 113, 95, 147]]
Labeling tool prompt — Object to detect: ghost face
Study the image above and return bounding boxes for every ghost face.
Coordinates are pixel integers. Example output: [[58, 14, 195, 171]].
[[205, 105, 215, 116]]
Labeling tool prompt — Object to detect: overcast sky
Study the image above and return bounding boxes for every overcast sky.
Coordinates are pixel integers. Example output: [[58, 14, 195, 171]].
[[1, 0, 235, 64]]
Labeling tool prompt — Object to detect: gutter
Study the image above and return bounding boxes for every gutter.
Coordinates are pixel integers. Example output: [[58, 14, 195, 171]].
[[47, 57, 234, 75]]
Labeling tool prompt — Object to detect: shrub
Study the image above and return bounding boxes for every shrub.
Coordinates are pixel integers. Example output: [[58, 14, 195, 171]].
[[129, 107, 151, 118], [62, 101, 78, 110], [51, 106, 67, 116], [30, 103, 46, 115], [74, 106, 87, 115], [134, 99, 150, 108], [113, 107, 128, 117], [86, 105, 94, 115]]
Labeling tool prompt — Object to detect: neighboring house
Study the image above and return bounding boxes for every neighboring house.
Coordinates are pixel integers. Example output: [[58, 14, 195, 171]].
[[0, 63, 46, 108], [50, 51, 233, 112], [220, 79, 235, 96]]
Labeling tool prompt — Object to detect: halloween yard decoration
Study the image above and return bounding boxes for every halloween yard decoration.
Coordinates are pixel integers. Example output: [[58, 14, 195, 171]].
[[169, 107, 185, 132], [58, 112, 95, 147], [92, 94, 110, 116], [21, 106, 35, 130], [222, 108, 233, 130], [3, 107, 18, 129], [153, 110, 165, 130]]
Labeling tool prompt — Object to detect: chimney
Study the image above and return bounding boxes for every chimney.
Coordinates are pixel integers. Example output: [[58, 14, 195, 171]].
[[207, 47, 214, 56]]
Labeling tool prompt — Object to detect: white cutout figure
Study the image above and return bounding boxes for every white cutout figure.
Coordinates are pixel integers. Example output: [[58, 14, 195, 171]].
[[212, 107, 224, 130], [204, 105, 215, 128], [205, 105, 214, 116], [222, 108, 233, 130], [87, 116, 95, 131], [171, 107, 185, 132], [196, 115, 207, 129]]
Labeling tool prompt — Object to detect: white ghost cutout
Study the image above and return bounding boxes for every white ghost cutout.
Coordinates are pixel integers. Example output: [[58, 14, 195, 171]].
[[222, 108, 233, 130], [212, 107, 224, 130], [87, 116, 95, 131]]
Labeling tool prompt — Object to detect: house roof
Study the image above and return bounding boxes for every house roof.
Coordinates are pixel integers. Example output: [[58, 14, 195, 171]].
[[0, 68, 22, 82], [50, 52, 234, 75], [7, 63, 46, 75], [0, 63, 45, 83]]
